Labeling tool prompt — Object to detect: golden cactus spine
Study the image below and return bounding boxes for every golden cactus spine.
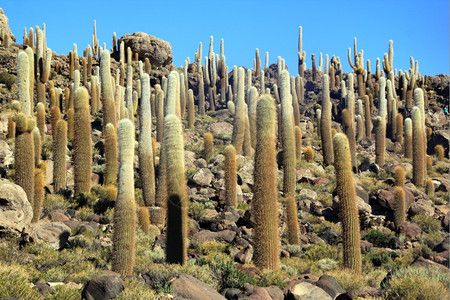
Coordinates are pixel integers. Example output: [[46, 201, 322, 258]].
[[304, 146, 314, 162], [32, 127, 41, 167], [231, 67, 246, 154], [224, 144, 237, 207], [73, 87, 92, 196], [333, 133, 361, 274], [32, 169, 45, 223], [138, 73, 156, 206], [138, 207, 150, 235], [252, 94, 279, 270], [321, 74, 334, 165], [203, 132, 214, 163], [412, 107, 424, 186], [404, 118, 412, 159], [393, 186, 406, 226], [164, 114, 188, 265], [286, 196, 300, 245], [435, 145, 444, 161], [100, 50, 116, 132], [374, 116, 386, 167], [294, 125, 302, 161], [53, 119, 67, 192], [112, 118, 136, 276]]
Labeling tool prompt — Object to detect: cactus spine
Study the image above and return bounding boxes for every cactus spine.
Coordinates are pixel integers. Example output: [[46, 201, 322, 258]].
[[231, 67, 246, 154], [32, 169, 44, 223], [435, 145, 444, 161], [100, 50, 116, 131], [104, 123, 118, 186], [187, 89, 195, 129], [321, 74, 334, 165], [333, 133, 361, 274], [203, 132, 214, 163], [304, 146, 314, 162], [164, 114, 187, 265], [374, 116, 386, 167], [224, 144, 237, 207], [7, 113, 15, 139], [252, 94, 279, 270], [342, 109, 357, 170], [286, 196, 300, 245], [53, 119, 67, 192], [393, 186, 406, 226], [248, 87, 258, 149], [32, 127, 41, 167], [73, 87, 92, 196], [14, 113, 35, 205], [363, 95, 371, 138], [294, 126, 302, 161], [112, 118, 136, 276], [138, 73, 156, 206], [138, 207, 150, 235], [155, 84, 165, 142], [404, 118, 413, 159], [412, 107, 424, 187], [280, 70, 296, 196], [17, 51, 31, 116]]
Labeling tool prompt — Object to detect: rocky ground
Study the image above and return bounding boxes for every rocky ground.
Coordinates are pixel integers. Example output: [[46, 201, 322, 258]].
[[0, 9, 449, 300]]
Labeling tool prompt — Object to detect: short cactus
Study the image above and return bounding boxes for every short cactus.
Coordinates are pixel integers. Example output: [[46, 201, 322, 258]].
[[393, 166, 405, 187], [138, 207, 150, 235], [304, 146, 314, 162], [435, 145, 444, 161], [203, 132, 214, 163]]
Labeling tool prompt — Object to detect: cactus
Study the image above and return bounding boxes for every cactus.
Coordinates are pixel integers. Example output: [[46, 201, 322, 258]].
[[53, 120, 67, 192], [32, 127, 41, 168], [298, 26, 306, 78], [203, 132, 214, 163], [294, 126, 302, 161], [138, 207, 150, 235], [425, 179, 434, 197], [73, 87, 92, 196], [333, 133, 361, 274], [67, 108, 74, 140], [286, 196, 300, 245], [100, 50, 116, 131], [17, 51, 31, 116], [25, 47, 34, 105], [104, 123, 118, 186], [363, 95, 371, 138], [304, 146, 314, 162], [139, 73, 156, 207], [347, 38, 366, 96], [395, 113, 403, 144], [50, 106, 61, 140], [14, 113, 35, 205], [374, 116, 385, 167], [32, 169, 45, 223], [198, 69, 205, 116], [243, 107, 252, 157], [321, 74, 334, 165], [435, 145, 444, 161], [164, 114, 188, 265], [7, 113, 15, 139], [252, 94, 279, 270], [290, 76, 300, 127], [393, 186, 406, 226], [316, 108, 322, 138], [412, 107, 424, 187], [36, 104, 46, 139], [112, 118, 136, 276], [356, 115, 364, 142], [393, 166, 405, 187], [279, 70, 296, 196], [224, 144, 237, 207], [248, 87, 258, 149], [342, 109, 357, 170], [231, 67, 246, 154], [155, 84, 165, 142], [404, 118, 412, 159], [187, 89, 195, 129]]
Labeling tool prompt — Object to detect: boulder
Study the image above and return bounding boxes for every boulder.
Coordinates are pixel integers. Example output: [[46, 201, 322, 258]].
[[0, 9, 15, 43], [234, 245, 253, 264], [208, 122, 233, 138], [315, 275, 345, 299], [285, 281, 332, 300], [118, 32, 172, 67], [81, 273, 124, 300], [248, 287, 272, 300], [30, 221, 71, 249], [428, 130, 449, 158], [375, 187, 415, 211], [193, 229, 236, 243], [0, 179, 33, 238], [410, 256, 448, 271], [0, 139, 13, 168], [189, 168, 214, 187], [397, 222, 422, 240], [265, 286, 284, 300], [409, 199, 435, 217], [171, 274, 226, 300]]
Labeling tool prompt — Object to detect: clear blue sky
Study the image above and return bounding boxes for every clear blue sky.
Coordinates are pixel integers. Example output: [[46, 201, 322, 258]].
[[2, 1, 449, 75]]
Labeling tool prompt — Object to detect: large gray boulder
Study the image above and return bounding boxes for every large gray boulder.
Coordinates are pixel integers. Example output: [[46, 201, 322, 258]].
[[0, 9, 15, 43], [119, 32, 173, 67], [0, 179, 33, 238]]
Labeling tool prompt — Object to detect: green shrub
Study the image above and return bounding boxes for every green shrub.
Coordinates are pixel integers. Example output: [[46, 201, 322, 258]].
[[281, 257, 311, 275], [118, 278, 157, 300], [189, 201, 206, 221], [43, 194, 70, 215], [0, 264, 41, 299], [385, 266, 450, 299], [284, 244, 303, 257], [45, 284, 82, 300], [363, 248, 394, 269], [363, 227, 395, 247], [257, 269, 289, 288], [0, 70, 16, 89], [411, 215, 442, 233], [304, 242, 340, 261], [317, 258, 338, 271]]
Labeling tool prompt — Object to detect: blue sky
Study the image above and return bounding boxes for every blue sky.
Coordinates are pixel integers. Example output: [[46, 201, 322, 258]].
[[2, 1, 449, 75]]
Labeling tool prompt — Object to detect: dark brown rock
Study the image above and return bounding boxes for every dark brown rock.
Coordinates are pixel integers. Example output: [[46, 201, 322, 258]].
[[410, 256, 448, 271], [171, 274, 226, 300], [315, 275, 345, 299], [376, 187, 415, 211], [397, 222, 422, 240], [81, 273, 124, 300], [264, 286, 284, 300], [193, 229, 236, 243], [248, 287, 272, 300]]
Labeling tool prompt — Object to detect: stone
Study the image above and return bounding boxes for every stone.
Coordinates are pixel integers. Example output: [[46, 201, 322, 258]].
[[315, 275, 345, 299], [397, 222, 422, 240], [0, 179, 33, 238], [434, 235, 449, 253], [33, 282, 55, 297], [208, 122, 233, 138], [410, 256, 449, 271], [30, 221, 71, 249], [333, 195, 371, 215], [285, 281, 332, 300], [360, 240, 373, 253], [428, 130, 449, 159], [0, 9, 15, 43], [223, 288, 242, 300], [193, 229, 236, 243], [264, 286, 284, 300], [184, 151, 197, 169], [375, 187, 415, 211], [0, 139, 13, 167], [47, 209, 70, 222], [320, 226, 339, 245], [189, 168, 214, 187], [299, 189, 317, 201], [248, 287, 272, 300], [234, 245, 253, 264], [409, 199, 435, 217], [171, 274, 226, 300], [118, 32, 172, 67], [81, 274, 124, 300]]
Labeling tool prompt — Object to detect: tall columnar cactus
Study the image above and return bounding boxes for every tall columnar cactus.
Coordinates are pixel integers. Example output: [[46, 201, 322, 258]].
[[286, 196, 300, 245], [394, 166, 405, 187], [374, 116, 386, 167], [393, 186, 406, 226], [356, 115, 364, 142], [224, 144, 237, 207], [67, 108, 74, 140], [164, 114, 188, 265], [342, 109, 357, 170], [231, 67, 246, 154], [248, 87, 258, 149], [187, 89, 195, 129], [32, 127, 41, 168], [104, 123, 118, 186], [316, 108, 322, 138], [395, 113, 403, 144], [321, 74, 334, 165], [298, 26, 306, 78], [243, 106, 252, 157], [25, 46, 34, 105], [294, 126, 302, 161], [32, 169, 45, 223], [333, 133, 361, 274], [279, 70, 296, 196], [17, 51, 31, 116], [112, 118, 136, 276], [203, 132, 214, 163], [414, 88, 427, 179], [165, 71, 181, 117], [198, 69, 205, 116], [53, 119, 67, 192], [404, 118, 412, 159], [347, 38, 366, 97], [290, 76, 300, 127], [363, 95, 371, 138], [50, 106, 61, 141], [139, 73, 156, 206], [412, 107, 424, 187], [14, 113, 35, 205], [73, 87, 92, 196], [100, 50, 116, 131], [252, 94, 279, 270], [155, 84, 165, 142]]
